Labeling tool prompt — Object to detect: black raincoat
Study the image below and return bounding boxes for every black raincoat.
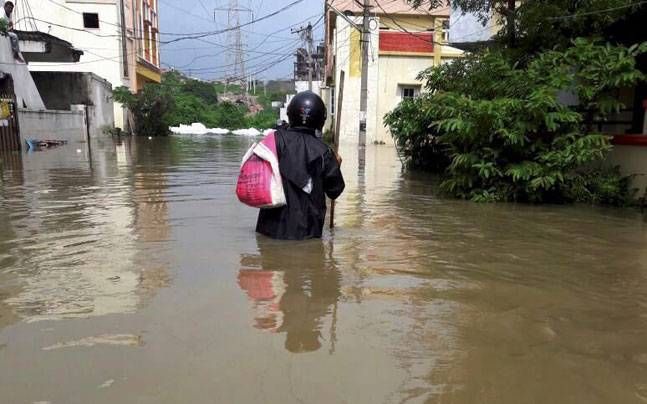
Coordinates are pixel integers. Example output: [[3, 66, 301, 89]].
[[256, 127, 345, 240]]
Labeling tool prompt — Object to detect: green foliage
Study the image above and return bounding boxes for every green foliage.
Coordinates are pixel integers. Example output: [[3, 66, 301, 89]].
[[114, 85, 174, 137], [569, 166, 636, 206], [408, 0, 642, 53], [117, 71, 285, 134], [385, 39, 646, 205], [211, 102, 248, 129], [246, 108, 279, 129], [383, 96, 450, 171]]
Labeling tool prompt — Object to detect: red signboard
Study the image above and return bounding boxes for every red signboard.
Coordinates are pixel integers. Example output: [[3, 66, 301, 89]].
[[379, 31, 434, 53]]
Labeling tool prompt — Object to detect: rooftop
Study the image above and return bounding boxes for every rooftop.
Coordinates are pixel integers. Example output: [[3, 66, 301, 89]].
[[16, 30, 83, 63], [329, 0, 449, 16]]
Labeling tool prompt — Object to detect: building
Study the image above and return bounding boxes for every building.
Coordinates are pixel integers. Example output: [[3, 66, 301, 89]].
[[323, 0, 463, 144], [20, 0, 161, 128], [294, 43, 325, 82], [0, 28, 115, 151], [599, 8, 647, 192]]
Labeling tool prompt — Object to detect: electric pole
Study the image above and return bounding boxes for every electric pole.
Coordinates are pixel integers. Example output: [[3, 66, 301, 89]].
[[292, 23, 314, 91], [358, 0, 371, 146]]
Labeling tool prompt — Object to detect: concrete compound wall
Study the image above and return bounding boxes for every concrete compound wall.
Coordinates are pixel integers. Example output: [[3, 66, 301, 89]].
[[19, 109, 87, 145], [607, 145, 647, 196], [31, 71, 115, 137], [333, 16, 379, 145]]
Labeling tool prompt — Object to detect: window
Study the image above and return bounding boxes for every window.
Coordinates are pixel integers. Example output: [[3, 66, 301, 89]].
[[402, 87, 416, 99], [442, 20, 450, 42], [83, 13, 99, 29]]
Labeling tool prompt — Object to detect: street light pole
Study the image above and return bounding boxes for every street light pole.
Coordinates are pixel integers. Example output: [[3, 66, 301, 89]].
[[358, 0, 371, 146]]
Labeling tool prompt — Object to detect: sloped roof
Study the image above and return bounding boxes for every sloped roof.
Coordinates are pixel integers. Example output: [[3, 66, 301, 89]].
[[329, 0, 449, 16]]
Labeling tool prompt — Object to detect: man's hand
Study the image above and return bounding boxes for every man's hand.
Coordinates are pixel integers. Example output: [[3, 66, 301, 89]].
[[334, 152, 342, 166]]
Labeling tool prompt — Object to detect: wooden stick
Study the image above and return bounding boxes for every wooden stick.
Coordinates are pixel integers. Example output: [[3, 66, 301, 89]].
[[330, 70, 345, 229]]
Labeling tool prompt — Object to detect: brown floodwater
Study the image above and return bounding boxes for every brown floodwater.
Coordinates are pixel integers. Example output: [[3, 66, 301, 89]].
[[1, 135, 647, 403]]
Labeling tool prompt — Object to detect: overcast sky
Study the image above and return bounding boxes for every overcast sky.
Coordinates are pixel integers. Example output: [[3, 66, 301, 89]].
[[159, 0, 325, 81]]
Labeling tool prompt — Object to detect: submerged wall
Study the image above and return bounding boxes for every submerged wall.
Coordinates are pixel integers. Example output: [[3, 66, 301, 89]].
[[607, 141, 647, 196], [19, 109, 86, 144], [30, 71, 114, 137]]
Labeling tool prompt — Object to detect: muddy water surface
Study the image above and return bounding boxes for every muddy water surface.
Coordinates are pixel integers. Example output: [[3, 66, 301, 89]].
[[1, 136, 647, 403]]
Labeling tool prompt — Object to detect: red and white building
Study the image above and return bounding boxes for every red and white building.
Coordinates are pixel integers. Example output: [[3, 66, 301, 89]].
[[323, 0, 463, 144]]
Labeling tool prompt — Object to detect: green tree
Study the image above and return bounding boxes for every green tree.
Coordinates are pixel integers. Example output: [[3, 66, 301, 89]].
[[114, 84, 174, 137], [385, 39, 647, 204], [408, 0, 645, 51]]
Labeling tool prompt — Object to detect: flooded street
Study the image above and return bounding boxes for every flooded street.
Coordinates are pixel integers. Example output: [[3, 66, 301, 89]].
[[2, 135, 647, 403]]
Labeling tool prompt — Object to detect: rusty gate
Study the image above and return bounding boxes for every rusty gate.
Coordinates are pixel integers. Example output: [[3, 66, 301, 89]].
[[0, 74, 21, 151]]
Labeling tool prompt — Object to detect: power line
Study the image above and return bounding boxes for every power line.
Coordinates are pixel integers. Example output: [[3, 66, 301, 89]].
[[162, 0, 305, 44], [171, 38, 301, 70], [197, 0, 213, 18], [27, 0, 305, 43]]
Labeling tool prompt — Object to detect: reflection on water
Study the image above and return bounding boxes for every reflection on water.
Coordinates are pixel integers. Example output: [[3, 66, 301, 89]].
[[0, 138, 170, 323], [1, 136, 647, 403], [239, 237, 341, 353]]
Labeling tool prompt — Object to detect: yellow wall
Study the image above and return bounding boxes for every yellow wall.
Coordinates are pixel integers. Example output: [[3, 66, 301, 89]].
[[379, 15, 440, 32], [349, 28, 362, 77]]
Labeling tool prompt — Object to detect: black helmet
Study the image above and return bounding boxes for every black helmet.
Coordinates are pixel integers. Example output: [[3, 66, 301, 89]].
[[287, 91, 327, 130]]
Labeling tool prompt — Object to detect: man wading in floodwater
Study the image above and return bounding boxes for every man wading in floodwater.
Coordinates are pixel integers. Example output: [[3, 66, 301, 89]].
[[256, 91, 345, 240]]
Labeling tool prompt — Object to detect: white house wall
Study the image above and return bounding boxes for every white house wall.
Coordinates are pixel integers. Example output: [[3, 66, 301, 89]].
[[376, 55, 434, 143], [334, 16, 379, 146], [25, 0, 132, 127]]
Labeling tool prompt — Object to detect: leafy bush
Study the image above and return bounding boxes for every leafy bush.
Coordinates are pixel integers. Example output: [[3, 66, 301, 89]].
[[570, 166, 636, 206], [114, 85, 174, 137], [246, 108, 278, 130], [385, 39, 647, 204]]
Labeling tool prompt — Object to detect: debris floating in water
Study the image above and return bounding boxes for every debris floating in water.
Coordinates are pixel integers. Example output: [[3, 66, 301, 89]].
[[26, 139, 68, 151], [232, 128, 262, 137], [98, 379, 115, 389], [42, 334, 143, 351], [169, 122, 264, 136]]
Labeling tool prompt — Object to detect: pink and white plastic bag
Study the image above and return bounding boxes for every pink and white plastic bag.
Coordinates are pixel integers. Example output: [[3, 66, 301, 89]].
[[236, 130, 287, 208]]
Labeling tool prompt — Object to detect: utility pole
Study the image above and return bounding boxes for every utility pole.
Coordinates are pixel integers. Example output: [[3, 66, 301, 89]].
[[358, 0, 371, 146], [118, 0, 129, 78], [292, 23, 314, 91]]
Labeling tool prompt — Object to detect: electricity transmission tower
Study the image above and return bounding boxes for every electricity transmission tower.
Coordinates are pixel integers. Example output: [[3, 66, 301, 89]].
[[215, 1, 253, 89]]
